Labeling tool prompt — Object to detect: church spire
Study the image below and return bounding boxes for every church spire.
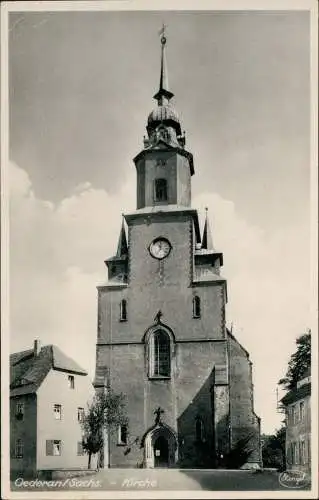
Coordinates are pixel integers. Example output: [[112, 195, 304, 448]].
[[116, 216, 128, 257], [201, 208, 214, 250], [153, 25, 174, 105]]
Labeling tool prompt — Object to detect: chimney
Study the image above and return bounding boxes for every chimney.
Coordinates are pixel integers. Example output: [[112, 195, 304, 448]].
[[33, 339, 41, 357]]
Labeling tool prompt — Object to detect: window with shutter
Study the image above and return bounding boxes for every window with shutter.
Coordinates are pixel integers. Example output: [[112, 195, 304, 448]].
[[77, 441, 84, 455], [300, 440, 306, 465], [46, 439, 61, 456], [300, 401, 305, 421], [46, 440, 53, 456]]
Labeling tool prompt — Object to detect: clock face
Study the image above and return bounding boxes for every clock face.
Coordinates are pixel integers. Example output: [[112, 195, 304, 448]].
[[149, 238, 171, 260]]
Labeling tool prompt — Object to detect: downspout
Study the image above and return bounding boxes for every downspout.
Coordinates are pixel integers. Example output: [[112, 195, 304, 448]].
[[227, 323, 232, 453]]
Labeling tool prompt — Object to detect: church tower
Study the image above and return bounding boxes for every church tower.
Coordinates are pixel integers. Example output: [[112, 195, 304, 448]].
[[94, 30, 261, 469]]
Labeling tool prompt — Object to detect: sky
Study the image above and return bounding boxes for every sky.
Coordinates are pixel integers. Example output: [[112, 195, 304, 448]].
[[7, 6, 313, 434]]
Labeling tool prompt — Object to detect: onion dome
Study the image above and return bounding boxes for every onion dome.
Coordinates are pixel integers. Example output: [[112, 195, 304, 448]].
[[147, 104, 181, 136]]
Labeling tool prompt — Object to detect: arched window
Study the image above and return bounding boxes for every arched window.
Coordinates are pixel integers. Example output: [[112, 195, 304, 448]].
[[150, 330, 171, 377], [195, 417, 204, 443], [193, 295, 201, 318], [154, 178, 168, 202], [120, 299, 127, 321]]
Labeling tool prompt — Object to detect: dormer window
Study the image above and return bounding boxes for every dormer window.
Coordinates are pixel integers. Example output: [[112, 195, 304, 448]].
[[193, 296, 201, 318], [155, 178, 167, 202], [120, 299, 127, 322]]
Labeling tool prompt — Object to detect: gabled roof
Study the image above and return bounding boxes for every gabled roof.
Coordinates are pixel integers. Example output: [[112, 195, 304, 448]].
[[10, 344, 87, 397]]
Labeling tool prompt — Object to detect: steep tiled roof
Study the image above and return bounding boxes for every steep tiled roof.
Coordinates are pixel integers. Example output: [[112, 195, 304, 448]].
[[281, 382, 311, 405], [10, 344, 87, 397]]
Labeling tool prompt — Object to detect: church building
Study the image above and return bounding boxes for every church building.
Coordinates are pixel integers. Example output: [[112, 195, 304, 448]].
[[94, 31, 261, 469]]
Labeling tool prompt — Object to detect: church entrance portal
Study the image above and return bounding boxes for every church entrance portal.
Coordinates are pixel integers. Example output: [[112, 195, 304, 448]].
[[154, 436, 169, 467], [143, 424, 177, 468]]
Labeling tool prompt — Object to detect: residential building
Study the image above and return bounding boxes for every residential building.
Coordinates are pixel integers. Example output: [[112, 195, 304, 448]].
[[94, 32, 261, 469], [281, 369, 311, 475], [10, 340, 95, 477]]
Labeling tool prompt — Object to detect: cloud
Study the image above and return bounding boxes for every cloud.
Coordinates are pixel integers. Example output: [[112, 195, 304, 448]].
[[9, 160, 135, 379], [9, 162, 310, 432], [194, 191, 311, 431]]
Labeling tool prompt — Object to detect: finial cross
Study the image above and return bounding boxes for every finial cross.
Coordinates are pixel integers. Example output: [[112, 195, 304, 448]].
[[154, 310, 163, 324]]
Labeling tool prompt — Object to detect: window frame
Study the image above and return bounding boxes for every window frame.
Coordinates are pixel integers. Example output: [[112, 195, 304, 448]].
[[15, 402, 25, 420], [53, 404, 62, 420], [193, 295, 201, 319], [77, 440, 85, 456], [46, 439, 62, 456], [117, 425, 128, 446], [68, 375, 75, 389], [77, 407, 85, 423], [15, 438, 24, 458], [120, 299, 127, 322], [149, 329, 171, 379], [154, 178, 168, 202]]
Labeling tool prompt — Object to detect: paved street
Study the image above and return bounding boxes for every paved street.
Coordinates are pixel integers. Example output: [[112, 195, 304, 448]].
[[11, 468, 311, 493]]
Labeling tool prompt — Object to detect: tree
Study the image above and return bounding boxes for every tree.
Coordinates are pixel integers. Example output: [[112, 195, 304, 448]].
[[262, 427, 285, 470], [278, 329, 311, 391], [81, 389, 127, 469], [223, 432, 256, 469]]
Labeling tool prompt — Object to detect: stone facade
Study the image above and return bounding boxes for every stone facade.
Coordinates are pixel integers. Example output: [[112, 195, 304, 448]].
[[94, 32, 260, 469]]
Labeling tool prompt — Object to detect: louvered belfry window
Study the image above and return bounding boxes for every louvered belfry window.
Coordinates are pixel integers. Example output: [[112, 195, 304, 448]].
[[152, 330, 170, 377], [155, 178, 168, 202]]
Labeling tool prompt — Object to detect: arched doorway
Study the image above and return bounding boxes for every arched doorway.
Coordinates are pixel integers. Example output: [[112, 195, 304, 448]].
[[143, 424, 177, 468], [154, 435, 169, 467]]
